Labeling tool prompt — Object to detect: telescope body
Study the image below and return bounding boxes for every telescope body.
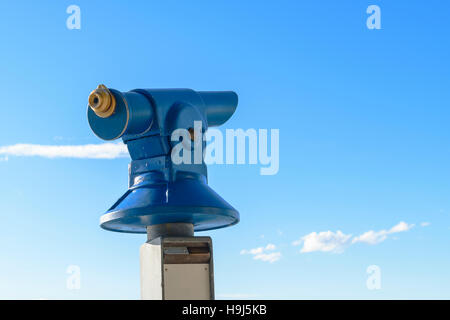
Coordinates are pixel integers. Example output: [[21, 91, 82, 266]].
[[87, 86, 239, 233]]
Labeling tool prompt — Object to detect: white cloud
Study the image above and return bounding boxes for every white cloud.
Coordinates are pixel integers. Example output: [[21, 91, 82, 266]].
[[389, 221, 414, 233], [240, 243, 276, 255], [254, 252, 281, 263], [352, 221, 414, 245], [241, 243, 281, 263], [420, 222, 430, 227], [351, 230, 388, 245], [294, 221, 415, 253], [0, 143, 128, 159], [293, 231, 352, 253]]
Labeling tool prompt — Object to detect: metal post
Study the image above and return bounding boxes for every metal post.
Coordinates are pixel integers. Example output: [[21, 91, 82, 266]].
[[140, 223, 214, 300], [146, 223, 194, 241]]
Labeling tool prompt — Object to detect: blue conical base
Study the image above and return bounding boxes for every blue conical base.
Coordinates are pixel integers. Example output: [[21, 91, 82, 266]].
[[100, 176, 239, 233]]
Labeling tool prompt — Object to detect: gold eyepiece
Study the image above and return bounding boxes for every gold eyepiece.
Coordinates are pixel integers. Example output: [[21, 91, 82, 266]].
[[88, 84, 116, 118]]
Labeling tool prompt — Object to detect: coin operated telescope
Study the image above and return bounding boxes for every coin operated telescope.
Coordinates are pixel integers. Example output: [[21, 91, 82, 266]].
[[87, 85, 239, 299]]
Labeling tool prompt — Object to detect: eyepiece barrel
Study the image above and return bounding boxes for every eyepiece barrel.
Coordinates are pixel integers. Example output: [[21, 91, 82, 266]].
[[87, 85, 154, 141]]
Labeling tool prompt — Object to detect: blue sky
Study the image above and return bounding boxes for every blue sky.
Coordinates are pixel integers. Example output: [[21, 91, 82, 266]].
[[0, 0, 449, 299]]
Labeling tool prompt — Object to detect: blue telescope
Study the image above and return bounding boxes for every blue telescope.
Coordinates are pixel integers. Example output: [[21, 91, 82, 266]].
[[87, 85, 239, 234]]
